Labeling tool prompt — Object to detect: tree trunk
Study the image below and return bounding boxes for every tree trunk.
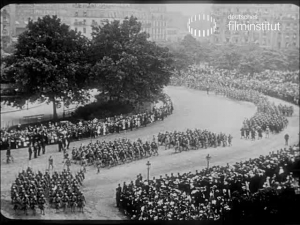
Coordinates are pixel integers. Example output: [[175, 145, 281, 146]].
[[51, 96, 58, 120]]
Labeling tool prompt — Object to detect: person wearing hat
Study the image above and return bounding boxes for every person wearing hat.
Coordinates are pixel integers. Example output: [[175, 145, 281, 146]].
[[284, 133, 289, 146]]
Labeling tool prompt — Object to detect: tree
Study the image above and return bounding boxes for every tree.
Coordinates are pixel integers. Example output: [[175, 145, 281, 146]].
[[166, 42, 193, 77], [88, 16, 173, 104], [261, 48, 289, 71], [3, 15, 91, 119], [239, 51, 264, 76], [283, 48, 299, 71], [212, 44, 242, 70]]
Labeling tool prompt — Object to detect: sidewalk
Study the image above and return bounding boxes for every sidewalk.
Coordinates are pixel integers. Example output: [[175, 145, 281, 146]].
[[1, 102, 79, 128]]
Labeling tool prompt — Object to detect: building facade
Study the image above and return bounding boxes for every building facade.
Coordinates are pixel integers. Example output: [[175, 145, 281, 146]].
[[70, 4, 167, 42], [4, 3, 168, 43], [1, 4, 16, 48], [165, 11, 189, 42]]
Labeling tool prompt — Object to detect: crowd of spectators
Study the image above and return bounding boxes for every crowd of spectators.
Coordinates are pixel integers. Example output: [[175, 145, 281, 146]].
[[171, 66, 294, 140], [171, 66, 299, 105], [117, 144, 300, 222], [0, 94, 174, 151], [11, 167, 86, 215]]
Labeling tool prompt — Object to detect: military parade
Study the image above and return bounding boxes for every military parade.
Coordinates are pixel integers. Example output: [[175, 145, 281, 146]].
[[1, 3, 299, 223], [158, 129, 233, 151], [71, 138, 159, 168], [11, 167, 86, 215]]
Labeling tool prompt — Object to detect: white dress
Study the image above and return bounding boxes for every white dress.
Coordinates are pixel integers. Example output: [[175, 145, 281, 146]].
[[103, 123, 107, 135]]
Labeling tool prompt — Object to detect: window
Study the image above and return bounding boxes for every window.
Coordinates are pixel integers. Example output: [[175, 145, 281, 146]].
[[75, 28, 77, 32], [83, 19, 86, 25], [75, 12, 78, 17], [83, 11, 87, 17], [83, 28, 86, 33]]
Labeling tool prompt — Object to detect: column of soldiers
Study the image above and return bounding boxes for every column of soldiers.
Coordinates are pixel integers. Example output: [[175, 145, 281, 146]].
[[214, 87, 289, 140], [11, 167, 86, 215], [71, 138, 159, 168], [157, 129, 233, 152]]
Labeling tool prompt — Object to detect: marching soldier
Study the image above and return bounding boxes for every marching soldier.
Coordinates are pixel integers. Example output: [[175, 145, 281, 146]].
[[65, 158, 71, 171], [96, 158, 101, 174]]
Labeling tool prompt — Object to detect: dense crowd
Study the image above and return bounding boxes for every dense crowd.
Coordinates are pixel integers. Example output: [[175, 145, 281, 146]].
[[171, 66, 299, 105], [1, 94, 174, 151], [215, 87, 289, 138], [71, 127, 232, 168], [72, 138, 159, 168], [158, 129, 233, 151], [117, 144, 300, 221], [11, 167, 86, 215], [171, 66, 293, 139]]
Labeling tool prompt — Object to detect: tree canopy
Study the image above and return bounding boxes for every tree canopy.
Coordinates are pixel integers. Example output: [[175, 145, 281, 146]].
[[3, 15, 91, 119], [166, 35, 297, 76], [88, 16, 173, 103]]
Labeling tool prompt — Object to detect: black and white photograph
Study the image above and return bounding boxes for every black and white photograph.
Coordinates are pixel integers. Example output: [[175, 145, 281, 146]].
[[0, 2, 299, 224]]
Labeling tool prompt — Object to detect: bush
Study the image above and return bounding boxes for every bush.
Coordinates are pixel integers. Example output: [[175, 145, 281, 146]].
[[73, 100, 135, 120]]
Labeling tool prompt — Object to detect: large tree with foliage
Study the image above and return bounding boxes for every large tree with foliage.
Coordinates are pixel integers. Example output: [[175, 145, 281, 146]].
[[3, 15, 91, 119], [283, 48, 299, 71], [165, 42, 193, 77], [88, 16, 173, 103]]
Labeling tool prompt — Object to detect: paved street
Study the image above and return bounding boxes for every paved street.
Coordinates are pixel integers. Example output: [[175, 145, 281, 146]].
[[1, 86, 299, 220]]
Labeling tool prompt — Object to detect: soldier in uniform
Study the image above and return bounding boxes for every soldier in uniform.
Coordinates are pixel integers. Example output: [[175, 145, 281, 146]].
[[96, 158, 101, 174], [54, 194, 61, 212], [37, 141, 42, 156], [116, 184, 122, 207], [65, 158, 71, 172], [28, 144, 33, 160], [48, 156, 54, 170], [33, 142, 38, 159], [58, 136, 63, 152], [41, 133, 47, 154]]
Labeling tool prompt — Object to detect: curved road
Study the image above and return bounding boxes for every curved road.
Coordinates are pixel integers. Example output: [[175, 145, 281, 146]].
[[1, 86, 299, 220]]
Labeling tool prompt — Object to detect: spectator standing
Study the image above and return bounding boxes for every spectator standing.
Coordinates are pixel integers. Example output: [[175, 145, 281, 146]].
[[48, 156, 54, 170], [284, 134, 289, 146]]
